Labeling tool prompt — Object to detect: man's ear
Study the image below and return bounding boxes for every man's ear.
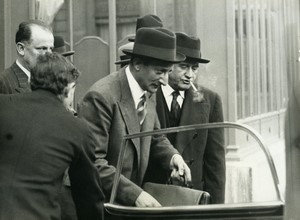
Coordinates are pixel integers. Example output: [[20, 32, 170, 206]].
[[16, 42, 26, 56], [132, 57, 142, 71]]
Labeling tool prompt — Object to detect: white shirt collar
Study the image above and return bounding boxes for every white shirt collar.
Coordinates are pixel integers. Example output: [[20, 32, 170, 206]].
[[16, 59, 31, 82], [161, 84, 185, 110], [125, 66, 147, 109], [161, 84, 185, 99]]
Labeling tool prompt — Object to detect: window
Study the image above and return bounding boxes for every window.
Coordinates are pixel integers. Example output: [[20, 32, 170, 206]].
[[235, 0, 288, 119]]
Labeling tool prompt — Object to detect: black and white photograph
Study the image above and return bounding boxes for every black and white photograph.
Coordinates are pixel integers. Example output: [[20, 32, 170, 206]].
[[0, 0, 299, 219]]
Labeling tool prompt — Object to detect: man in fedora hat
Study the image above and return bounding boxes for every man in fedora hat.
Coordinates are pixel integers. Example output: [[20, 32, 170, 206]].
[[78, 27, 191, 207], [128, 14, 163, 42], [145, 32, 226, 204], [114, 42, 134, 68], [115, 14, 163, 67], [53, 35, 75, 57]]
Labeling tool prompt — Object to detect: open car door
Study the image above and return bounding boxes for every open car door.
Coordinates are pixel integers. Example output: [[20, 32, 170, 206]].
[[103, 122, 284, 220]]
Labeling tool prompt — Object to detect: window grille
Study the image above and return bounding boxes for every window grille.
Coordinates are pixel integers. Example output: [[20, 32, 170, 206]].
[[235, 0, 288, 119]]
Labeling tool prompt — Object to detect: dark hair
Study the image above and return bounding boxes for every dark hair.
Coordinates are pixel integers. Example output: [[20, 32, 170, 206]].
[[31, 52, 80, 95], [15, 20, 52, 44]]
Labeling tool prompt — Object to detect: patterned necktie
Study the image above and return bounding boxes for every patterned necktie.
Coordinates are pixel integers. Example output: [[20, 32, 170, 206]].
[[137, 93, 147, 125], [170, 90, 181, 126]]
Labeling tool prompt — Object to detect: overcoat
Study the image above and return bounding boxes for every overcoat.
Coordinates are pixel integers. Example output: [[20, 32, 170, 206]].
[[0, 62, 31, 94], [145, 86, 226, 204], [0, 90, 104, 220]]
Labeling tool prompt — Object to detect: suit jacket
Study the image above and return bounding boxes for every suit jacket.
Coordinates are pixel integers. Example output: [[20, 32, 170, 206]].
[[0, 90, 104, 220], [0, 62, 31, 94], [145, 86, 226, 204], [284, 82, 300, 219], [77, 68, 178, 206]]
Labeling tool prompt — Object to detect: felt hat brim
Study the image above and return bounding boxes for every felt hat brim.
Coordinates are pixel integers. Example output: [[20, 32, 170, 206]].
[[114, 59, 131, 65], [122, 49, 186, 63], [128, 36, 135, 42], [187, 56, 210, 63], [61, 51, 75, 57]]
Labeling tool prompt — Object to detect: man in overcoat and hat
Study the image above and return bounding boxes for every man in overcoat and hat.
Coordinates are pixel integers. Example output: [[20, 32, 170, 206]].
[[128, 14, 163, 42], [53, 35, 75, 57], [115, 14, 163, 67], [78, 27, 191, 207], [145, 32, 226, 204]]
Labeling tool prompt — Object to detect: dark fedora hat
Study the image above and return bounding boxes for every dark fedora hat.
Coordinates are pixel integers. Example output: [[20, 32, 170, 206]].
[[136, 14, 163, 31], [175, 32, 210, 63], [115, 42, 134, 65], [123, 27, 186, 63], [128, 14, 163, 42], [53, 36, 75, 57]]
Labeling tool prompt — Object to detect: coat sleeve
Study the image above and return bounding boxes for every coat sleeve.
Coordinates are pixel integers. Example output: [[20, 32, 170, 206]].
[[68, 126, 105, 220], [77, 91, 143, 206], [0, 73, 10, 94], [203, 92, 226, 204], [284, 84, 300, 219]]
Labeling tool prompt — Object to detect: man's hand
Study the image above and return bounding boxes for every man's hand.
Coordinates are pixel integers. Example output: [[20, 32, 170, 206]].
[[135, 191, 162, 207], [170, 154, 192, 185]]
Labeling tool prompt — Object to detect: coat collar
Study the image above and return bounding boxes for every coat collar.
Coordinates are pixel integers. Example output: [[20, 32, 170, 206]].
[[116, 69, 157, 177], [11, 62, 31, 93], [118, 68, 156, 134], [118, 68, 142, 136]]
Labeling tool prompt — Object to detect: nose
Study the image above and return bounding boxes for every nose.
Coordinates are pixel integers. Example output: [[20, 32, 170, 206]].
[[40, 48, 52, 54], [159, 72, 169, 86], [46, 47, 52, 53], [185, 67, 194, 78]]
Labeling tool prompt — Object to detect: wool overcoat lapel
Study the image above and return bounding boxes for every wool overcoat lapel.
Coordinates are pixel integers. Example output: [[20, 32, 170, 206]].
[[138, 94, 157, 183], [12, 62, 31, 93], [117, 71, 141, 167], [175, 88, 210, 154], [117, 71, 159, 184], [155, 87, 169, 128]]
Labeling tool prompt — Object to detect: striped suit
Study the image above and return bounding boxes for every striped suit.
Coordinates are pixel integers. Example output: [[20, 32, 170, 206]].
[[0, 62, 31, 94]]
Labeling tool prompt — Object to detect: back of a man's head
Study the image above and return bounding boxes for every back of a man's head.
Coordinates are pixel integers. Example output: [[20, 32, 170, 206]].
[[31, 52, 80, 96], [15, 20, 53, 44]]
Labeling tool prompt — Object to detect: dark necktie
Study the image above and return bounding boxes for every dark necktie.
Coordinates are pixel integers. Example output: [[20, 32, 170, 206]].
[[137, 93, 147, 125], [170, 90, 181, 126]]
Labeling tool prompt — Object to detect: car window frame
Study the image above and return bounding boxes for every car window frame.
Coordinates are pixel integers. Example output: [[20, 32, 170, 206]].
[[105, 122, 284, 219]]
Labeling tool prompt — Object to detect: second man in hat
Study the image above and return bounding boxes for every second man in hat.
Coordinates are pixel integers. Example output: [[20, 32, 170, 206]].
[[145, 32, 226, 204]]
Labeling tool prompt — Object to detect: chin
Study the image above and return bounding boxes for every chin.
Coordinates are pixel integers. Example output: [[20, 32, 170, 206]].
[[149, 88, 158, 93], [179, 85, 190, 91], [147, 85, 159, 93], [147, 88, 158, 93]]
